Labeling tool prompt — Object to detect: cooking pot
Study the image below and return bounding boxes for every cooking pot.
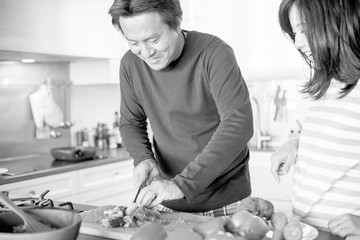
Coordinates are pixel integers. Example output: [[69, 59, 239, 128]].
[[50, 147, 96, 161], [0, 208, 82, 240]]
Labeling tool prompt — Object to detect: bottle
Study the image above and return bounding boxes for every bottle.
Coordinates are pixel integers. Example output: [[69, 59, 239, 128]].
[[113, 111, 122, 148]]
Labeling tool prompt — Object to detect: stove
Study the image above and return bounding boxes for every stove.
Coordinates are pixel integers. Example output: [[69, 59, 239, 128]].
[[0, 190, 80, 213]]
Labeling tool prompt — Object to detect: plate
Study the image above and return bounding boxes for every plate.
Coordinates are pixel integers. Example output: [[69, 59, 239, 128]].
[[267, 222, 318, 240], [0, 168, 8, 174], [301, 222, 319, 240]]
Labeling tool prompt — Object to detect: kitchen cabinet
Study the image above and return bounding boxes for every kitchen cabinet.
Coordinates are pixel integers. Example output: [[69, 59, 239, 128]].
[[0, 160, 136, 206], [70, 58, 121, 85], [249, 150, 294, 215], [0, 171, 79, 203], [78, 161, 137, 206], [0, 0, 127, 59]]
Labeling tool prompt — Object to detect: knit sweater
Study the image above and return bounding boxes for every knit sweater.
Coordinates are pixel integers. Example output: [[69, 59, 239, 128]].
[[119, 30, 253, 212]]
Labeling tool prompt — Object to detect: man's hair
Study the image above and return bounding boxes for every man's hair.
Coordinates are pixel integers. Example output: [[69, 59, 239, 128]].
[[108, 0, 183, 33]]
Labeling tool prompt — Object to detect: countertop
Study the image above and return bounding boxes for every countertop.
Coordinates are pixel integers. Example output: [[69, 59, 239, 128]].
[[73, 203, 345, 240], [77, 230, 344, 240], [0, 148, 132, 185]]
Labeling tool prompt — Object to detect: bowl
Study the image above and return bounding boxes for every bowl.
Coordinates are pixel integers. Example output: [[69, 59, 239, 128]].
[[50, 147, 97, 161], [0, 208, 82, 240]]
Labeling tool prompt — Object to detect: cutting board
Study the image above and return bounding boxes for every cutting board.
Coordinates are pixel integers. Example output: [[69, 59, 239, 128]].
[[79, 207, 211, 240]]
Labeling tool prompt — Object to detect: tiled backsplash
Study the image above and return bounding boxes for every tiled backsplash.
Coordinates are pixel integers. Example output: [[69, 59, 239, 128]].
[[69, 84, 120, 146], [0, 61, 311, 152]]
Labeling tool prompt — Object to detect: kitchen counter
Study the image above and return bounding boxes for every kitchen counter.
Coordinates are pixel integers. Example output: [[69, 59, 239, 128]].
[[0, 148, 132, 185], [69, 203, 344, 240], [76, 231, 344, 240], [74, 204, 344, 240]]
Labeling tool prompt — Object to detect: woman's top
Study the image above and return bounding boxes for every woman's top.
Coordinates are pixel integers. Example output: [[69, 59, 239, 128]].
[[119, 30, 253, 212], [293, 79, 360, 231]]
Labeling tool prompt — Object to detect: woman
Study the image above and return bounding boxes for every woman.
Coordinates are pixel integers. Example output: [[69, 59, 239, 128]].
[[270, 0, 360, 238]]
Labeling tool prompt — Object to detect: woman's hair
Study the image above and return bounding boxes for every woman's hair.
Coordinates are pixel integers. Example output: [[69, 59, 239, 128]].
[[108, 0, 183, 33], [279, 0, 360, 99]]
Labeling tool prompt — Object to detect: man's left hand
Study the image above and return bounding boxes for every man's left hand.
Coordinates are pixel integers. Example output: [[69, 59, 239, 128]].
[[135, 178, 185, 209]]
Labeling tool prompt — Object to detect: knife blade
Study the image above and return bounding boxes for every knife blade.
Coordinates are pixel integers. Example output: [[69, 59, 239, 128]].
[[133, 183, 145, 203]]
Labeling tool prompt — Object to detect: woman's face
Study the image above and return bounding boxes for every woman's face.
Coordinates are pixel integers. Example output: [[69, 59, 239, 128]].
[[119, 12, 183, 71], [289, 4, 313, 62]]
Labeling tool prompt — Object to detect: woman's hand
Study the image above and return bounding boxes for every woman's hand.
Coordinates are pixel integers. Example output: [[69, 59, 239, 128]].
[[329, 214, 360, 238], [135, 179, 185, 208], [270, 138, 299, 183], [133, 159, 160, 188]]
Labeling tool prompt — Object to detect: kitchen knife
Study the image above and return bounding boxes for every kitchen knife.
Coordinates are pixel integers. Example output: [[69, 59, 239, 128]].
[[127, 184, 145, 216], [133, 184, 145, 203]]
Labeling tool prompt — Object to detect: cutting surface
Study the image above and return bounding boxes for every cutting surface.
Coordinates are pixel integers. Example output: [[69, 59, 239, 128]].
[[80, 209, 211, 240]]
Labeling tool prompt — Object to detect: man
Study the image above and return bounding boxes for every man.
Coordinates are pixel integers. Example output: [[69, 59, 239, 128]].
[[108, 0, 253, 216]]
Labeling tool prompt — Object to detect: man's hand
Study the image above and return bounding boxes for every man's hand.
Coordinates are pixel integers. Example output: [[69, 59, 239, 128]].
[[270, 138, 299, 183], [135, 179, 185, 209], [329, 214, 360, 238], [133, 159, 159, 188]]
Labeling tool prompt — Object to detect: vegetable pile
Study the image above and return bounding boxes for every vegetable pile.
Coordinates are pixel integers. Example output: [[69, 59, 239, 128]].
[[131, 197, 303, 240]]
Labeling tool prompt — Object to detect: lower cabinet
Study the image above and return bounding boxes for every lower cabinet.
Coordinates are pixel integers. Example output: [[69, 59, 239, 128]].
[[0, 171, 79, 203], [0, 160, 136, 207], [77, 161, 137, 206], [249, 151, 294, 216]]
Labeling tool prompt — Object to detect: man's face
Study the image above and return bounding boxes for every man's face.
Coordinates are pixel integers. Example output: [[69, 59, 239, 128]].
[[120, 12, 183, 71]]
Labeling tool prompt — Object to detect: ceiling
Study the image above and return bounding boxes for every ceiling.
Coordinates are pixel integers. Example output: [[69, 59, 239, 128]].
[[0, 50, 97, 63]]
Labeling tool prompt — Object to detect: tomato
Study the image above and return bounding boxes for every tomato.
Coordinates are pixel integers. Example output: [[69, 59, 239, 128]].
[[283, 218, 303, 240], [271, 212, 288, 240], [230, 211, 254, 230], [131, 222, 167, 240], [193, 217, 228, 237], [271, 212, 288, 229], [229, 210, 270, 240], [204, 230, 246, 240], [166, 227, 203, 240], [241, 215, 270, 240]]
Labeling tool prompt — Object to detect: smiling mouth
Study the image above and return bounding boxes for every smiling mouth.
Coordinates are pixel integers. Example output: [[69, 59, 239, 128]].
[[147, 58, 160, 64]]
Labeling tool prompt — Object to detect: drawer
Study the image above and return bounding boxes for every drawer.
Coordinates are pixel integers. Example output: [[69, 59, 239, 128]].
[[78, 161, 134, 192], [0, 171, 78, 200]]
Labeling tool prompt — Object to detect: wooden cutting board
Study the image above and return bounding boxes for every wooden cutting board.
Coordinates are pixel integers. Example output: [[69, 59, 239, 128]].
[[79, 206, 211, 240]]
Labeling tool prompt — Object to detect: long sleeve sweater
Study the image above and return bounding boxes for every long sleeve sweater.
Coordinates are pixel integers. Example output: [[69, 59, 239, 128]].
[[119, 30, 253, 212]]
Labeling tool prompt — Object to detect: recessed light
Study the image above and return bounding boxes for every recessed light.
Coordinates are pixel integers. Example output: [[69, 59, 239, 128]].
[[21, 58, 36, 63]]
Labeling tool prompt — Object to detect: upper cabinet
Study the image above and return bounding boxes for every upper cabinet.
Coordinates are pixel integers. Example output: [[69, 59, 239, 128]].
[[0, 0, 127, 59], [70, 58, 121, 85]]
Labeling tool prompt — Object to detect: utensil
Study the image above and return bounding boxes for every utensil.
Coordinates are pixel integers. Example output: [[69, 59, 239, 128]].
[[133, 184, 144, 204], [0, 192, 52, 233], [126, 184, 146, 216]]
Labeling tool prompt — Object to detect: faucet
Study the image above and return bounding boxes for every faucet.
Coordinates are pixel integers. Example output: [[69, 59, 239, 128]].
[[250, 97, 272, 149]]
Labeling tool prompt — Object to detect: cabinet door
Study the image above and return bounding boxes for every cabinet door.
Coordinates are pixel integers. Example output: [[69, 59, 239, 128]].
[[249, 151, 294, 215], [70, 59, 121, 85], [0, 172, 79, 202], [0, 0, 126, 58], [78, 161, 137, 206]]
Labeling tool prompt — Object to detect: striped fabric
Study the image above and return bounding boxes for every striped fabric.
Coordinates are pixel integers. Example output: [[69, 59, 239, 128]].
[[292, 79, 360, 231], [154, 196, 251, 217]]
